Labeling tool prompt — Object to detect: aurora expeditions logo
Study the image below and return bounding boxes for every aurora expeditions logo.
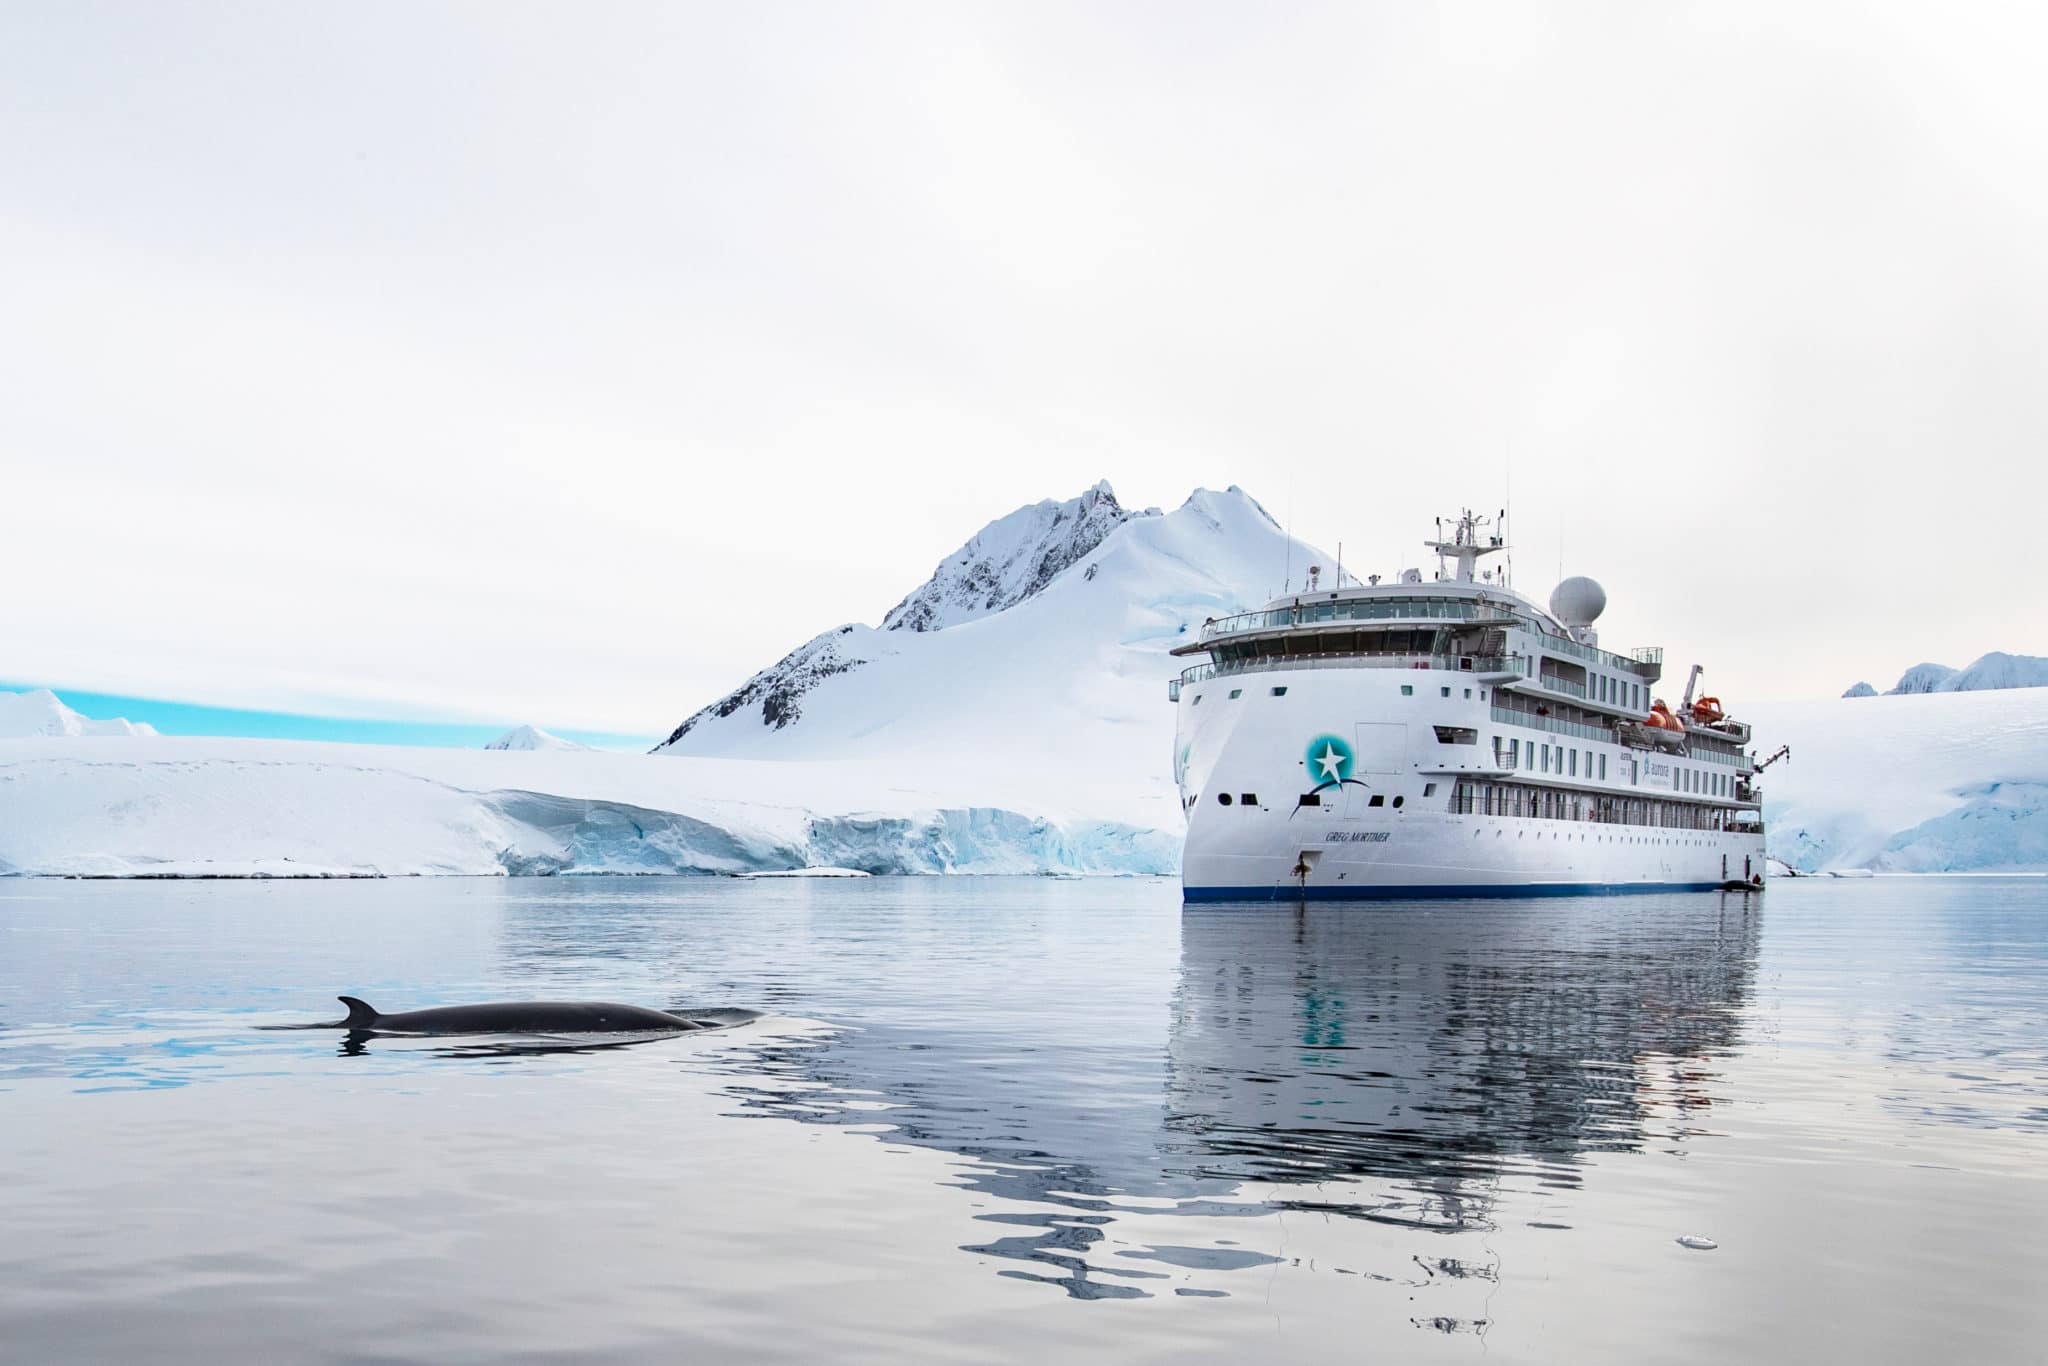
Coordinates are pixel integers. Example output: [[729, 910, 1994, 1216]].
[[1305, 734, 1356, 787]]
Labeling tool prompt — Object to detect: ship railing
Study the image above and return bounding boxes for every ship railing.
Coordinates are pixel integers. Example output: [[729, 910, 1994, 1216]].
[[1197, 598, 1515, 642], [1175, 653, 1514, 693]]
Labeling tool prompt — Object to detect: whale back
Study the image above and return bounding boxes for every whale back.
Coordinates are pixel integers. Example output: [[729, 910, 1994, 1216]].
[[338, 996, 381, 1029]]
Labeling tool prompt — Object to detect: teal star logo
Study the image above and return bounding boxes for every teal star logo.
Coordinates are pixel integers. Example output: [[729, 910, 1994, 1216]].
[[1305, 734, 1353, 784]]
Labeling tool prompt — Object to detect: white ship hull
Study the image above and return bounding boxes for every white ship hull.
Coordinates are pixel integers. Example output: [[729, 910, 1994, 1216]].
[[1176, 663, 1766, 901]]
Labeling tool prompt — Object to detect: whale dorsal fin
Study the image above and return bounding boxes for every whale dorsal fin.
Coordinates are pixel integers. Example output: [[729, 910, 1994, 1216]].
[[338, 996, 379, 1029]]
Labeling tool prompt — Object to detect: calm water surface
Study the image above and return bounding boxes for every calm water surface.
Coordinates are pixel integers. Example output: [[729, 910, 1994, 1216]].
[[2, 876, 2044, 1363]]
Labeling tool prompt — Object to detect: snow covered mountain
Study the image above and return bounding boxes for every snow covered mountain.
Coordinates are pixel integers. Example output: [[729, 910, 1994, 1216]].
[[1945, 652, 2048, 692], [1864, 653, 2048, 696], [655, 486, 1308, 814], [1890, 662, 1962, 694], [0, 688, 157, 738], [1842, 682, 1878, 698], [486, 724, 589, 752]]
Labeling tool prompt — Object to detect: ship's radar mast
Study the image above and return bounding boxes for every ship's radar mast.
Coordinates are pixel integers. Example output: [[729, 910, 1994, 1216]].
[[1426, 508, 1510, 585]]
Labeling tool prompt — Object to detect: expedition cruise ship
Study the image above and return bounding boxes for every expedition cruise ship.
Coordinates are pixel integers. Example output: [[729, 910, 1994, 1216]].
[[1170, 510, 1773, 900]]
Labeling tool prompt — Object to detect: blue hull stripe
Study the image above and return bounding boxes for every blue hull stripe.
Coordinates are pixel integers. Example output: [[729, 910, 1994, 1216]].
[[1181, 880, 1738, 903]]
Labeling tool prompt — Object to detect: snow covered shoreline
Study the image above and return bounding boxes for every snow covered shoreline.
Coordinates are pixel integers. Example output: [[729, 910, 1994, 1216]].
[[6, 684, 2046, 879]]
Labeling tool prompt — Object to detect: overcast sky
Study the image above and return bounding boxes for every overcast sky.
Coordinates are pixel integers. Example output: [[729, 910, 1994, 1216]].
[[5, 2, 2043, 733]]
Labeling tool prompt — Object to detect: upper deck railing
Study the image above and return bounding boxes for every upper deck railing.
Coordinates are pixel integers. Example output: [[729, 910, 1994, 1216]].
[[1198, 597, 1514, 642], [1194, 597, 1663, 678], [1170, 652, 1515, 699]]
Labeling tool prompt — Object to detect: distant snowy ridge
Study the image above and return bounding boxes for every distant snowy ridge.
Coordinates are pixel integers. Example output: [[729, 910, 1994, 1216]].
[[486, 724, 590, 752], [0, 688, 157, 738], [1847, 652, 2048, 696]]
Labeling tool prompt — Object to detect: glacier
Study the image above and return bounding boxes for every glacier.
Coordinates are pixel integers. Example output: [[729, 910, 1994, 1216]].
[[1744, 690, 2048, 873], [0, 738, 1182, 878]]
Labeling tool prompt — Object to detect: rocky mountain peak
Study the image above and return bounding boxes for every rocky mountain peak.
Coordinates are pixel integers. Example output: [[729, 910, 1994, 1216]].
[[881, 482, 1137, 633]]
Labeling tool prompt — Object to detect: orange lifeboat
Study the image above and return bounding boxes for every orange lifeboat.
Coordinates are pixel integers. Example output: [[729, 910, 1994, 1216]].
[[1692, 696, 1725, 724], [1646, 700, 1684, 730]]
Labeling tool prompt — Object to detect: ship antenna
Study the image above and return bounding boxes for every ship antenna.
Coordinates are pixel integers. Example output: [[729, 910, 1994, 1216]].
[[1503, 454, 1514, 589], [1284, 479, 1294, 594]]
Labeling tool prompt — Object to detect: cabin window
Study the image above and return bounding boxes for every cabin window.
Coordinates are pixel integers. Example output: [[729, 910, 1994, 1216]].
[[1228, 689, 1242, 700], [1368, 794, 1384, 807], [1192, 695, 1202, 706], [1433, 725, 1478, 745], [1599, 753, 1608, 780], [1569, 750, 1578, 777], [1401, 685, 1413, 696], [1217, 792, 1232, 805], [1540, 744, 1551, 772], [1422, 783, 1436, 797], [1440, 686, 1451, 698], [1464, 688, 1472, 699], [1270, 686, 1287, 697], [1241, 793, 1258, 806], [1297, 792, 1321, 807]]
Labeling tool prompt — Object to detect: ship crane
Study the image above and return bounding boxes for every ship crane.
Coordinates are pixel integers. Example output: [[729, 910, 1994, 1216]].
[[1755, 744, 1791, 771]]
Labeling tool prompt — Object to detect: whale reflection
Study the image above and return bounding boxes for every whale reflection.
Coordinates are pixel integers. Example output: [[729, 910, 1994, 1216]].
[[701, 892, 1760, 1297]]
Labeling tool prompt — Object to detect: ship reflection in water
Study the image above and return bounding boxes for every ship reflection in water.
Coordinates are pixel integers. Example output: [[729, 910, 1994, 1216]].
[[705, 893, 1761, 1300]]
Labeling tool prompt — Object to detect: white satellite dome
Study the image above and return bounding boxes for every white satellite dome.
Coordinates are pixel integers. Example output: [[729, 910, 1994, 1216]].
[[1549, 576, 1607, 627]]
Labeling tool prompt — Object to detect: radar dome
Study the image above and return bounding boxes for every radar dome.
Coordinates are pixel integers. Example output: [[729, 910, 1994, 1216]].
[[1549, 576, 1607, 627]]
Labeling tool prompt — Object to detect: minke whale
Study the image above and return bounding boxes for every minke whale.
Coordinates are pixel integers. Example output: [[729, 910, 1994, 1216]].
[[289, 996, 753, 1035]]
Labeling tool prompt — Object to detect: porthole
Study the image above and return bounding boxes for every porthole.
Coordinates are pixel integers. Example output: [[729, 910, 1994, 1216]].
[[1217, 792, 1232, 806], [1392, 795, 1405, 808]]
